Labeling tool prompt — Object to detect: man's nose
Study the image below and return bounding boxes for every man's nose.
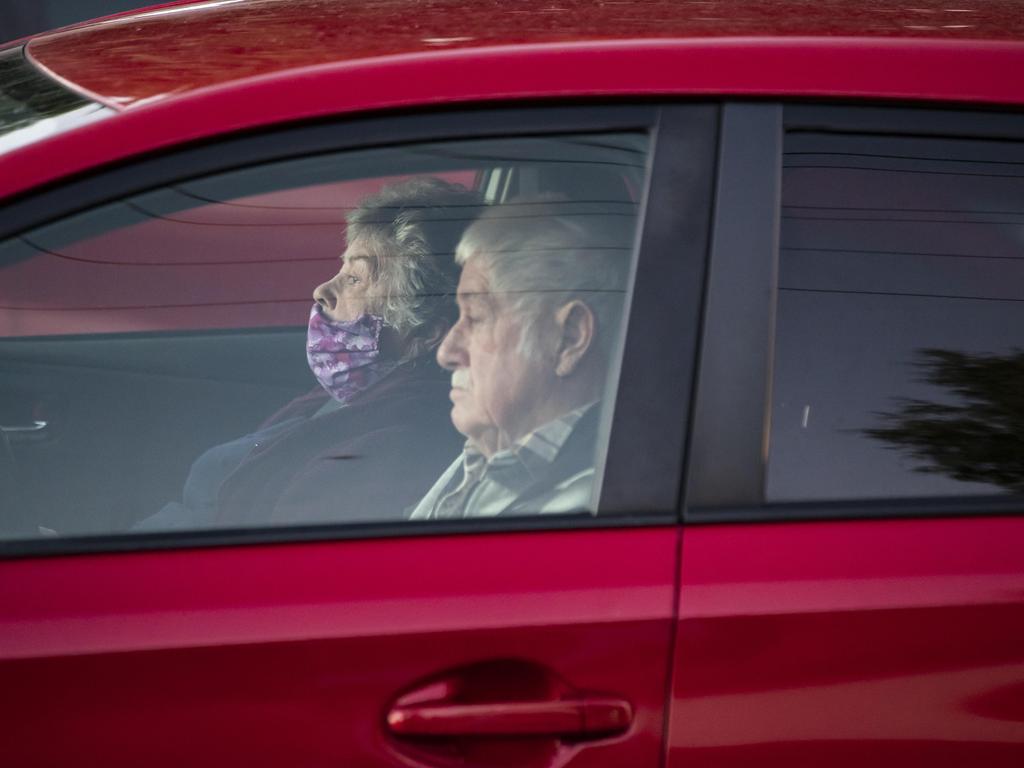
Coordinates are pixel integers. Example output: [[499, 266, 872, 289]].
[[313, 274, 340, 312], [436, 324, 464, 371]]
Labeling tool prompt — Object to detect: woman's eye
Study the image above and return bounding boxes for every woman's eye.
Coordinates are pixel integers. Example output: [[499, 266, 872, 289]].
[[345, 275, 360, 285]]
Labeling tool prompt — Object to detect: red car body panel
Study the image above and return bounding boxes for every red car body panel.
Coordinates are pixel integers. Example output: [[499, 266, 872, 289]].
[[669, 517, 1024, 766], [0, 527, 678, 767], [5, 2, 1024, 766]]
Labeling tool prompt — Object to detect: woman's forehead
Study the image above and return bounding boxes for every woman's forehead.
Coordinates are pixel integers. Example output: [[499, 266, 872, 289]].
[[346, 231, 390, 270], [341, 238, 375, 270]]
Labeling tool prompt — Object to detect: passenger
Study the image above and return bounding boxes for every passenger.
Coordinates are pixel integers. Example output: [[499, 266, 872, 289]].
[[409, 200, 632, 519], [138, 177, 482, 529]]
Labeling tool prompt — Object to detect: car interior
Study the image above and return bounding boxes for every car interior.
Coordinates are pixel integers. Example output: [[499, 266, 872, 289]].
[[0, 132, 647, 538]]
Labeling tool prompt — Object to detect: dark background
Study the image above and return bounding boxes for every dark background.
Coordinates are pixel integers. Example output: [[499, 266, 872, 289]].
[[2, 0, 147, 43]]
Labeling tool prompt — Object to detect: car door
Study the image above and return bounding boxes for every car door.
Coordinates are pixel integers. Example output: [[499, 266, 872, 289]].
[[668, 103, 1024, 767], [0, 104, 717, 767]]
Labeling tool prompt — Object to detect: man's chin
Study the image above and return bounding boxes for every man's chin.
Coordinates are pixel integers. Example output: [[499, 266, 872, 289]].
[[450, 409, 485, 441], [450, 406, 469, 434]]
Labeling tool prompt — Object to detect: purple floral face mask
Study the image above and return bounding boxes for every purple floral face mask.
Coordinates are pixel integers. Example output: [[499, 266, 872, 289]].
[[306, 306, 395, 404]]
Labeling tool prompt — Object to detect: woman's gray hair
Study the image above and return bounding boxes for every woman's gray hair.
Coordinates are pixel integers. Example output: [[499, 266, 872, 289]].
[[454, 198, 635, 360], [347, 177, 483, 348]]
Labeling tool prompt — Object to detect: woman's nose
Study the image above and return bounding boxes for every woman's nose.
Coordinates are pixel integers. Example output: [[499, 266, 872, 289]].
[[313, 275, 339, 311]]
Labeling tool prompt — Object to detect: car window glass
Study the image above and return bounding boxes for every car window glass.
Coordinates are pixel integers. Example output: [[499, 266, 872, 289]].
[[0, 47, 111, 155], [0, 132, 647, 539], [768, 128, 1024, 502]]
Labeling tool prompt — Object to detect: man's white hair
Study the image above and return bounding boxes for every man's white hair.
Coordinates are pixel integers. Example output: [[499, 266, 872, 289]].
[[454, 198, 635, 360]]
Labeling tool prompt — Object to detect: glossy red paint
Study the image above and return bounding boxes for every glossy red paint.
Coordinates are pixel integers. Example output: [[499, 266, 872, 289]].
[[6, 38, 1024, 203], [0, 526, 678, 767], [668, 516, 1024, 767], [23, 0, 1024, 110]]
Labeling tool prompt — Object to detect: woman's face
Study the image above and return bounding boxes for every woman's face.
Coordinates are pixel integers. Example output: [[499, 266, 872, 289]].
[[312, 236, 378, 322]]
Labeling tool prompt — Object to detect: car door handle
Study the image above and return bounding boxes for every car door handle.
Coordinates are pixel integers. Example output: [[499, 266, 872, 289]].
[[386, 696, 632, 738]]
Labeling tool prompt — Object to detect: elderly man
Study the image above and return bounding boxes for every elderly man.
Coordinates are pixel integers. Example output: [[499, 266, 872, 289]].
[[409, 201, 633, 519]]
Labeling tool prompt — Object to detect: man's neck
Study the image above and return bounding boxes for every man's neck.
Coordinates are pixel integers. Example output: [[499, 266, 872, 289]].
[[499, 373, 603, 451], [496, 404, 596, 457]]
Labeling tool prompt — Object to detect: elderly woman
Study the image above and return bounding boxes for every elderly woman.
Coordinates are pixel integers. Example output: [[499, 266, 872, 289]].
[[138, 177, 481, 529]]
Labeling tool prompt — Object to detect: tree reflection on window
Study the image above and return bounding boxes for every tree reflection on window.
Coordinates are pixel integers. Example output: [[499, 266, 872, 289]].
[[866, 349, 1024, 493]]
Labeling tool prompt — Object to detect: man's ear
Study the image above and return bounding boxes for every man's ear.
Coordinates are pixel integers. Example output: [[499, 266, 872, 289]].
[[554, 300, 595, 377]]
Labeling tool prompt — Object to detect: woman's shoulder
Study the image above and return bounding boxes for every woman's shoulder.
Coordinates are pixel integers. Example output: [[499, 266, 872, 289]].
[[351, 356, 450, 405]]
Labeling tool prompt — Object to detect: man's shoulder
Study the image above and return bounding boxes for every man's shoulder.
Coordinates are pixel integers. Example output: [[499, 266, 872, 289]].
[[407, 452, 465, 520], [507, 406, 602, 516], [534, 467, 596, 515]]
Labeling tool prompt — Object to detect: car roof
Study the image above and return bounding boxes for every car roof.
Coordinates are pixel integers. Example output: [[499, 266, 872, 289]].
[[5, 0, 1024, 202], [25, 0, 1024, 110]]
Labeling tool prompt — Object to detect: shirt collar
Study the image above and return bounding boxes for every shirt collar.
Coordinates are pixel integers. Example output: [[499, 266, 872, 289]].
[[460, 401, 597, 481]]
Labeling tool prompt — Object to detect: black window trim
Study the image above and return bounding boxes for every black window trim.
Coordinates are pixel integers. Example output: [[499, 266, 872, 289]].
[[686, 100, 1024, 526], [4, 103, 687, 238], [687, 495, 1024, 526], [685, 102, 782, 510], [0, 102, 720, 559]]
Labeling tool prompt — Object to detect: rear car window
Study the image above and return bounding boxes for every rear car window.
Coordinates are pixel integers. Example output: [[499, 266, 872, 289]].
[[0, 132, 647, 539], [768, 127, 1024, 502], [0, 46, 111, 155]]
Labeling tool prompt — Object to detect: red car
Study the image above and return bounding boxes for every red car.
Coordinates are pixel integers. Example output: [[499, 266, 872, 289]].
[[2, 1, 1024, 766]]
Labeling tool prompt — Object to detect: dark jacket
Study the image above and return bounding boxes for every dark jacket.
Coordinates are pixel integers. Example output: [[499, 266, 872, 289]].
[[215, 357, 462, 526], [137, 357, 461, 530]]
